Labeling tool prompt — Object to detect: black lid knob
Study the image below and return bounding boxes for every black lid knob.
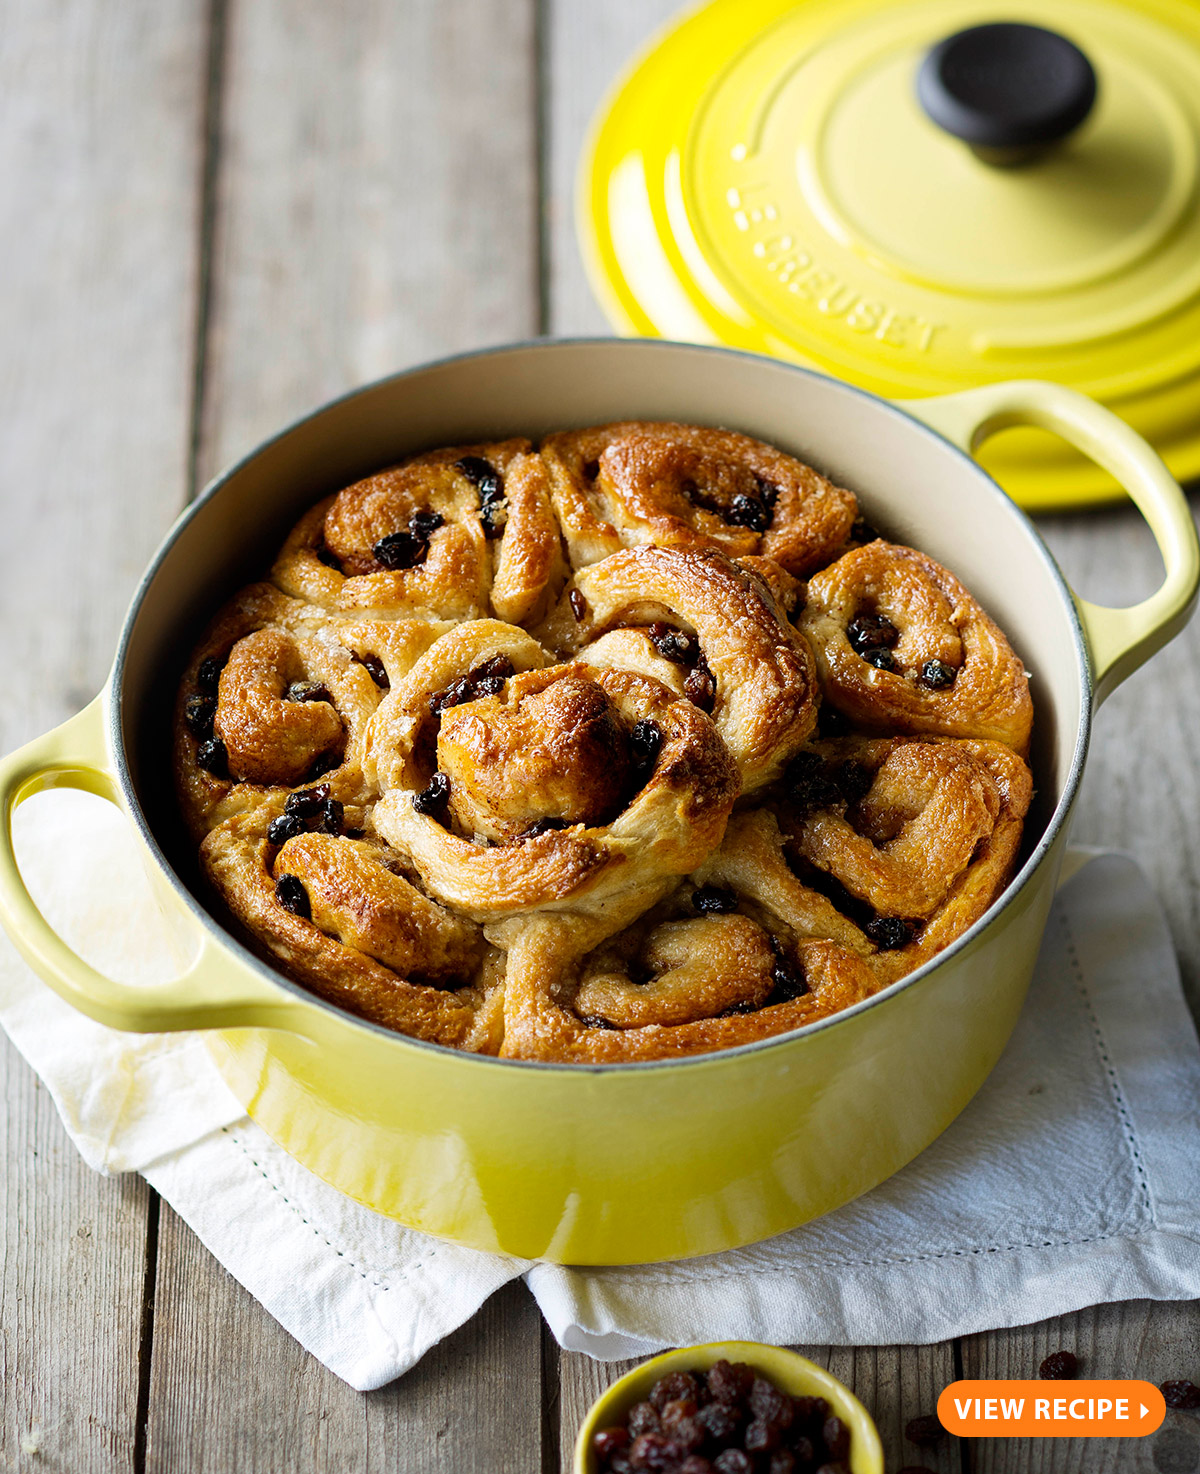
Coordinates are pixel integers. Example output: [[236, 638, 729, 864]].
[[917, 22, 1097, 165]]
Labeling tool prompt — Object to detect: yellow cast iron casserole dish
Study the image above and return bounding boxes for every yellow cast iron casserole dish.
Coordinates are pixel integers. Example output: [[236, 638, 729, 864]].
[[0, 340, 1195, 1264]]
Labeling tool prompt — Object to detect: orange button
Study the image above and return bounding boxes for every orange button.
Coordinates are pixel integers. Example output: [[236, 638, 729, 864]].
[[937, 1381, 1166, 1438]]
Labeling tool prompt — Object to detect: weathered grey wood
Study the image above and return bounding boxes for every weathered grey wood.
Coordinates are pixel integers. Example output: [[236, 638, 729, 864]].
[[144, 1, 545, 1467], [1037, 500, 1200, 1015], [196, 0, 541, 489], [963, 1299, 1200, 1473], [0, 0, 208, 1470], [0, 0, 207, 745], [820, 1344, 959, 1473], [558, 1352, 640, 1469], [146, 1210, 543, 1474], [0, 1040, 155, 1473]]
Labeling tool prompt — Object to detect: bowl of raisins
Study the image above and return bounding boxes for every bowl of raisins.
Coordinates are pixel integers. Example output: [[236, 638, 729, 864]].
[[575, 1340, 883, 1473]]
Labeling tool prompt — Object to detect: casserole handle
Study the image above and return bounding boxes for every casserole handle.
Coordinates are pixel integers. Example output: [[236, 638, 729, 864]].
[[896, 380, 1200, 703], [0, 695, 310, 1034]]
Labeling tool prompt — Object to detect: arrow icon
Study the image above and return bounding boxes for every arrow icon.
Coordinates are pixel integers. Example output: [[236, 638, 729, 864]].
[[1141, 1404, 1150, 1419]]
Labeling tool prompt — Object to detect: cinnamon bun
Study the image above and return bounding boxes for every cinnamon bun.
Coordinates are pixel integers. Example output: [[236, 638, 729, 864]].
[[174, 423, 1033, 1061]]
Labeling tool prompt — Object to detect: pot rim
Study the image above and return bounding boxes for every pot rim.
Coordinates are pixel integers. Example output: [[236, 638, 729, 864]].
[[110, 337, 1092, 1074]]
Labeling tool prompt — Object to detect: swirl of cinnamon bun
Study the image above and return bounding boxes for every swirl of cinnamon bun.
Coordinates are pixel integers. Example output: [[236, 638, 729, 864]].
[[272, 439, 566, 626], [798, 541, 1033, 754], [546, 545, 818, 792], [542, 421, 857, 574]]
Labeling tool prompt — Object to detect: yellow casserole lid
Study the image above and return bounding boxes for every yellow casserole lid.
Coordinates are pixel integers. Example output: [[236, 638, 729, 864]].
[[579, 0, 1200, 508]]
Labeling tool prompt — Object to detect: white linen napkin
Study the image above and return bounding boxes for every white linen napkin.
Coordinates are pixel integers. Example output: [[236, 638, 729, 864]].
[[2, 788, 1199, 1391]]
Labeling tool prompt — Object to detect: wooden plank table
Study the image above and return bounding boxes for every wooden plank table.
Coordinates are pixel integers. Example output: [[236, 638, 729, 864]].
[[1, 2, 1197, 1470]]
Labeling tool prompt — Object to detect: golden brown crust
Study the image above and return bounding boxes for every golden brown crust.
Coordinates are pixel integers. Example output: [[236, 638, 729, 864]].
[[542, 421, 856, 575], [174, 423, 1033, 1062], [799, 541, 1033, 754]]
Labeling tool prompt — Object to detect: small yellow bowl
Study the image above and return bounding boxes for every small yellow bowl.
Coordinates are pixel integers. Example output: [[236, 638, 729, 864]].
[[573, 1340, 885, 1474]]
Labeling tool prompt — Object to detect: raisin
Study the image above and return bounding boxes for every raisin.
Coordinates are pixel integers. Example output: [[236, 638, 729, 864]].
[[480, 503, 507, 539], [471, 675, 506, 698], [267, 814, 305, 846], [725, 492, 771, 533], [708, 1360, 755, 1406], [196, 737, 228, 776], [454, 454, 497, 488], [866, 916, 920, 950], [712, 1452, 753, 1474], [791, 1436, 815, 1464], [344, 827, 365, 839], [592, 1427, 630, 1461], [794, 1397, 829, 1427], [668, 1417, 705, 1454], [285, 680, 330, 704], [353, 652, 390, 689], [630, 719, 663, 783], [315, 797, 344, 835], [769, 956, 808, 1003], [519, 818, 568, 840], [822, 1416, 851, 1459], [455, 456, 507, 537], [847, 612, 899, 653], [744, 1420, 781, 1453], [754, 475, 780, 511], [684, 662, 716, 713], [429, 676, 474, 716], [692, 885, 738, 915], [648, 622, 700, 666], [408, 510, 444, 538], [816, 704, 850, 738], [660, 1398, 699, 1427], [768, 1453, 796, 1474], [569, 589, 588, 622], [627, 1403, 661, 1438], [275, 874, 310, 919], [919, 659, 957, 689], [1038, 1351, 1078, 1380], [373, 530, 426, 570], [652, 1373, 701, 1410], [836, 760, 873, 806], [196, 655, 225, 692], [862, 647, 897, 672], [286, 784, 331, 817], [184, 694, 216, 738], [697, 1402, 741, 1442], [472, 654, 515, 682], [904, 1414, 945, 1446], [679, 1459, 714, 1474], [850, 516, 881, 544], [784, 752, 841, 813], [750, 1378, 789, 1425], [630, 1432, 689, 1470], [578, 1014, 616, 1030], [1161, 1380, 1200, 1409], [413, 772, 451, 819]]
